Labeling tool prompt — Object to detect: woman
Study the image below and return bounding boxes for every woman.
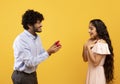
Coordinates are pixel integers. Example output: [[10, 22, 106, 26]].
[[82, 19, 114, 84]]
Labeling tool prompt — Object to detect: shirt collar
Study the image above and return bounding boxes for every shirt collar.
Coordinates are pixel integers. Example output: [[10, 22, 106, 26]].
[[24, 30, 38, 40]]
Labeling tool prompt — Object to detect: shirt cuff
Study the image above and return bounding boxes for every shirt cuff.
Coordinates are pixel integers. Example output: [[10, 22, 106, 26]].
[[43, 51, 49, 58]]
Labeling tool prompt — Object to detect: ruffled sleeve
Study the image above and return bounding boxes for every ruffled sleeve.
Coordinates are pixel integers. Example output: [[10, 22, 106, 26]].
[[92, 42, 111, 55]]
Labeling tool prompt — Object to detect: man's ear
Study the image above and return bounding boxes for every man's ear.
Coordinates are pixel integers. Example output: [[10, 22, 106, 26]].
[[27, 24, 32, 29]]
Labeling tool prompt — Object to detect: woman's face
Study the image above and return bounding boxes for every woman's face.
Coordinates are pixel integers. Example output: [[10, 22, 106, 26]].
[[88, 23, 98, 39]]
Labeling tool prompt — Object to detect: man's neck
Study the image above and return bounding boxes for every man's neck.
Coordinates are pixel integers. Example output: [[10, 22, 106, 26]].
[[27, 29, 37, 36]]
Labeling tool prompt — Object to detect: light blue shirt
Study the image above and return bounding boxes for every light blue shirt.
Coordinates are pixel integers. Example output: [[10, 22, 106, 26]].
[[13, 30, 49, 73]]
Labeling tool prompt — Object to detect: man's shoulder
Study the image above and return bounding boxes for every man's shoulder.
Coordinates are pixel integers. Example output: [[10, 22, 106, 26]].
[[14, 31, 27, 41]]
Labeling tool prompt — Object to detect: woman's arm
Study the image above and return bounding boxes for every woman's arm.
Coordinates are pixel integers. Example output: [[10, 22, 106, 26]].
[[87, 47, 104, 67], [82, 43, 88, 62], [86, 39, 105, 67]]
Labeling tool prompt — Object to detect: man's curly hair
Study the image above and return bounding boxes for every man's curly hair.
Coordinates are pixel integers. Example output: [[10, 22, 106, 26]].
[[22, 9, 44, 30]]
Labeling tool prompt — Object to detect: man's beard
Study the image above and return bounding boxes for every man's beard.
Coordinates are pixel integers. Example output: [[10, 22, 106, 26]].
[[33, 26, 42, 33]]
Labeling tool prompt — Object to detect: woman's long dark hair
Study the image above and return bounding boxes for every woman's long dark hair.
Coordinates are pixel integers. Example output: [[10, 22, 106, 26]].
[[90, 19, 114, 83]]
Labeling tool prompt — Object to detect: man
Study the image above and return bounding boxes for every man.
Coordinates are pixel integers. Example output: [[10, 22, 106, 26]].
[[11, 9, 61, 84]]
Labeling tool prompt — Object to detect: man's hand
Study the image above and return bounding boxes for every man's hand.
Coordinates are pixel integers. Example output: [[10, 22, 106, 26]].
[[47, 41, 62, 56]]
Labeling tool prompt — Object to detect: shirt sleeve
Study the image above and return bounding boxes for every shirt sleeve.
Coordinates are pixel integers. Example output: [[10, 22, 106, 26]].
[[13, 36, 49, 68], [91, 42, 111, 55]]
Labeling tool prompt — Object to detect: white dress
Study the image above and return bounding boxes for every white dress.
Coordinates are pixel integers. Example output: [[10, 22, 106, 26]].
[[86, 41, 111, 84]]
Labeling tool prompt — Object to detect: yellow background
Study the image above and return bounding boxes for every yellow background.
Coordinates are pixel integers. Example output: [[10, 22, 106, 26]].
[[0, 0, 120, 84]]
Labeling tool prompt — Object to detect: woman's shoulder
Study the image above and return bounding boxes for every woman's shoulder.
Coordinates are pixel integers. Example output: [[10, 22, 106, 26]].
[[92, 39, 111, 55], [97, 39, 107, 44]]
